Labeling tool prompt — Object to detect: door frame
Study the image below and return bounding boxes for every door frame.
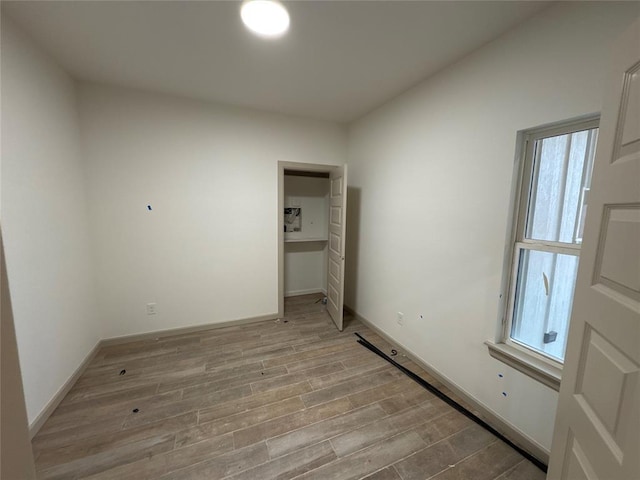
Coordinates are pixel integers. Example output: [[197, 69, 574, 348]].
[[277, 161, 340, 318]]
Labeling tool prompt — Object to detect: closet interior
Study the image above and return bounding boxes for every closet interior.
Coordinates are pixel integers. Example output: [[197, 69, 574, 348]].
[[283, 170, 330, 299]]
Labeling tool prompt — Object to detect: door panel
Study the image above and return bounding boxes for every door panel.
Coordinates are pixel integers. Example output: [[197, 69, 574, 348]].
[[548, 19, 640, 480], [326, 165, 347, 330], [613, 60, 640, 162], [595, 205, 640, 301], [563, 433, 596, 480]]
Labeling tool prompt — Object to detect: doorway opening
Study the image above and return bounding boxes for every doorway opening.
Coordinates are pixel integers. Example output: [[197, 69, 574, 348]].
[[277, 161, 347, 331]]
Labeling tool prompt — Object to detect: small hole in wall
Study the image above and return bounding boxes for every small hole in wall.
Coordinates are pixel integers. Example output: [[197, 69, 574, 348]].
[[132, 408, 139, 413], [498, 373, 503, 378], [147, 205, 152, 211], [502, 392, 508, 397]]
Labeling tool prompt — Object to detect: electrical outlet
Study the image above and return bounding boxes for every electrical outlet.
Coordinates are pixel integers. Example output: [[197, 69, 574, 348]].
[[146, 303, 157, 315], [397, 311, 404, 326]]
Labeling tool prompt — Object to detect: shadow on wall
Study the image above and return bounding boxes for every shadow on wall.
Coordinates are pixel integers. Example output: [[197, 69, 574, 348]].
[[1, 232, 37, 479], [344, 186, 361, 311]]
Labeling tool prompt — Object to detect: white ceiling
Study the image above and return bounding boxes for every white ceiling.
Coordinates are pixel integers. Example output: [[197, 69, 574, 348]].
[[2, 1, 550, 122]]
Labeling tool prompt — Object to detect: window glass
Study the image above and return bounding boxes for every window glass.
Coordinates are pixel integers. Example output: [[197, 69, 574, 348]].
[[526, 128, 598, 244], [511, 249, 579, 361]]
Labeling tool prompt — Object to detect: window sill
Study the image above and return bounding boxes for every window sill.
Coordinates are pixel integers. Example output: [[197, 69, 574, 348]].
[[485, 340, 561, 391]]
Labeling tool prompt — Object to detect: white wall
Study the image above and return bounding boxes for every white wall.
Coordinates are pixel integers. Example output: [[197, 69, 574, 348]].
[[79, 84, 346, 338], [345, 2, 639, 453], [284, 242, 328, 297], [284, 175, 329, 240], [284, 175, 329, 296], [1, 18, 99, 424]]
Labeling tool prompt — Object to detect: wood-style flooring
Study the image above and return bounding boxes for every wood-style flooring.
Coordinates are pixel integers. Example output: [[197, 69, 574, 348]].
[[32, 294, 546, 480]]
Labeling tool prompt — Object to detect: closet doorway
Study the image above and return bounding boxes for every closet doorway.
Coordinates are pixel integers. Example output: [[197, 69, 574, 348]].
[[277, 162, 347, 331]]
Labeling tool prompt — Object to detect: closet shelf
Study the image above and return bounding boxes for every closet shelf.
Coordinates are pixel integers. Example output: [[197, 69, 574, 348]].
[[284, 237, 328, 243]]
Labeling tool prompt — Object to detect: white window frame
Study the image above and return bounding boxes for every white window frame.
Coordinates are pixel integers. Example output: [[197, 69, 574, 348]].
[[487, 115, 599, 391]]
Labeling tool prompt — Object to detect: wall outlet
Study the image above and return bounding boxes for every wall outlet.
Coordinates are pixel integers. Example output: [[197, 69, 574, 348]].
[[146, 303, 157, 315], [397, 311, 404, 326]]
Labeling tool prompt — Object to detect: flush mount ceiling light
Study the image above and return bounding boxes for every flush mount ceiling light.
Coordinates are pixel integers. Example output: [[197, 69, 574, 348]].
[[241, 0, 290, 38]]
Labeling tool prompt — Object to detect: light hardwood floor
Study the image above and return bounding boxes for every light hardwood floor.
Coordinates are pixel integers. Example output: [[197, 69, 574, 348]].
[[32, 294, 545, 480]]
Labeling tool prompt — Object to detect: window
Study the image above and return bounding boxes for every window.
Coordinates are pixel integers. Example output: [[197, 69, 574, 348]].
[[503, 117, 599, 367]]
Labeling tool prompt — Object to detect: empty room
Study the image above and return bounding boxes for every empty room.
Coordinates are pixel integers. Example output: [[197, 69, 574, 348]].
[[1, 1, 638, 479]]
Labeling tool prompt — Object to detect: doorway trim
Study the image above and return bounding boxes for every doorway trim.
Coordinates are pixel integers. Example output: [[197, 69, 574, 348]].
[[277, 161, 338, 318]]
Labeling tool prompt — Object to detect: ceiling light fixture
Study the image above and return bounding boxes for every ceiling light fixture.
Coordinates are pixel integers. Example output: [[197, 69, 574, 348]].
[[241, 0, 290, 38]]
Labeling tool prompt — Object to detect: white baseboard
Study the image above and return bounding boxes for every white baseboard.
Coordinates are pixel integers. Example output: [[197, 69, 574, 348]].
[[100, 313, 279, 346], [344, 305, 549, 466], [284, 288, 326, 298], [29, 340, 102, 439], [28, 312, 279, 439]]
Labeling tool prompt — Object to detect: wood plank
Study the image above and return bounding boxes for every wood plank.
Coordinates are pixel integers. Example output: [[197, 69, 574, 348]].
[[32, 294, 544, 479], [232, 397, 353, 449], [267, 403, 387, 458], [293, 430, 427, 480], [223, 441, 336, 480], [174, 396, 305, 448], [158, 442, 269, 480], [37, 434, 175, 480]]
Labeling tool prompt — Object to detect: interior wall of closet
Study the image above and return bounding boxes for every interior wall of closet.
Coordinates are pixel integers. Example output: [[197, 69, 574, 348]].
[[283, 171, 330, 297]]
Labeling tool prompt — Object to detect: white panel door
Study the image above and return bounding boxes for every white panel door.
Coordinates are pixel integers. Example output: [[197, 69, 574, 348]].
[[547, 19, 640, 480], [326, 165, 347, 331]]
